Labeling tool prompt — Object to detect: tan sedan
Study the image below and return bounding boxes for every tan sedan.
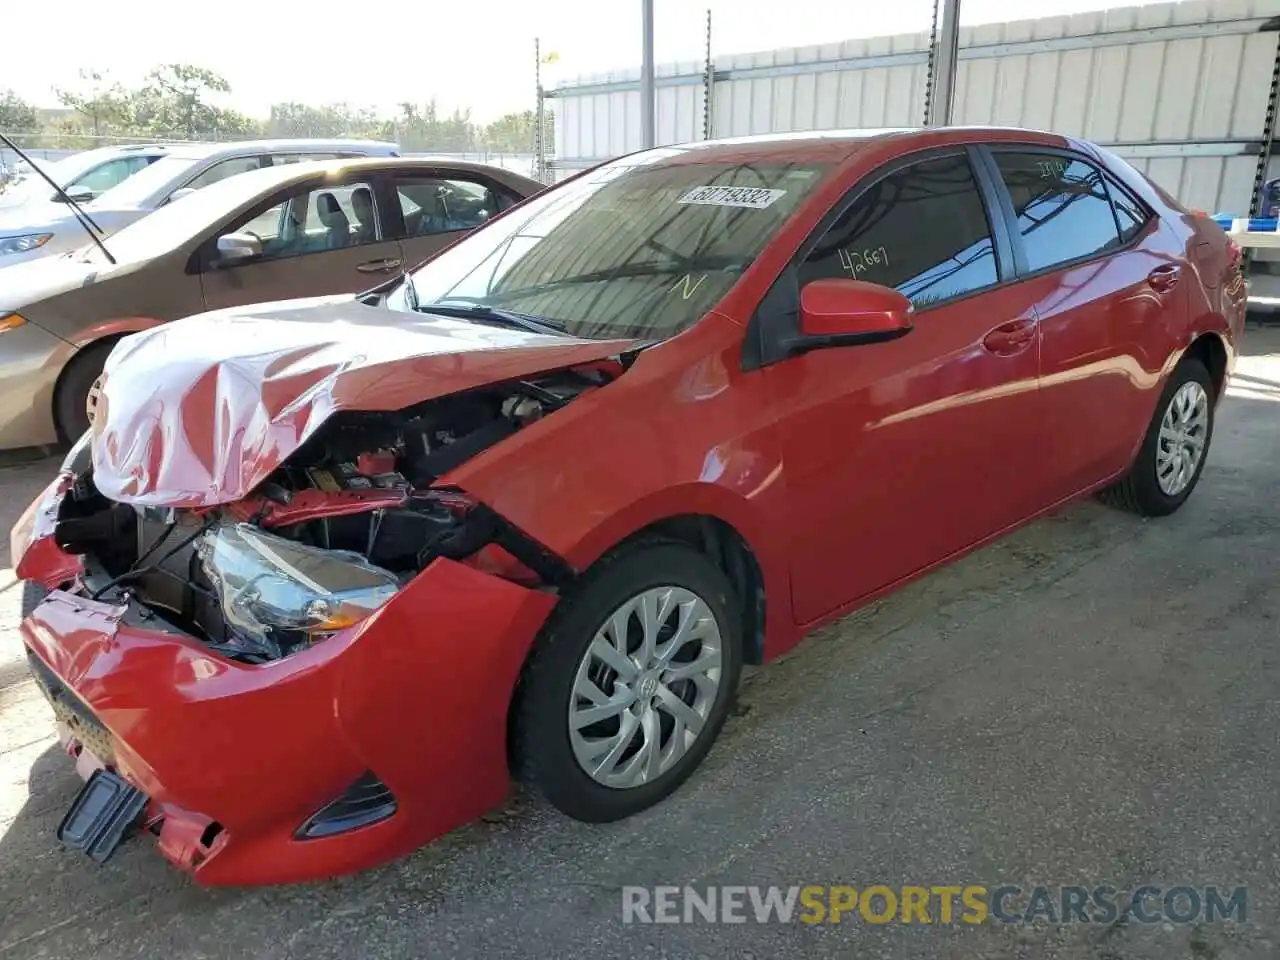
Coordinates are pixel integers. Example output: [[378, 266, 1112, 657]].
[[0, 156, 545, 449]]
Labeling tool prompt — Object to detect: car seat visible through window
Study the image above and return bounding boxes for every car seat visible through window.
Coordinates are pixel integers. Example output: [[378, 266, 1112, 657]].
[[351, 187, 377, 244], [315, 192, 351, 249]]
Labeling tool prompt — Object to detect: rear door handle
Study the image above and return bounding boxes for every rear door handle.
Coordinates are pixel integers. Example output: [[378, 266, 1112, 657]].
[[1147, 263, 1181, 292], [356, 257, 402, 274], [982, 317, 1037, 356]]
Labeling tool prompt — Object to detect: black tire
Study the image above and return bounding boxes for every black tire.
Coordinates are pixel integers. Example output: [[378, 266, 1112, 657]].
[[54, 340, 116, 443], [513, 540, 743, 823], [1097, 357, 1215, 517]]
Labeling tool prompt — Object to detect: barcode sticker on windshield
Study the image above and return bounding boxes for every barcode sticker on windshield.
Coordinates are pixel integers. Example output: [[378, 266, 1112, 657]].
[[677, 186, 787, 209]]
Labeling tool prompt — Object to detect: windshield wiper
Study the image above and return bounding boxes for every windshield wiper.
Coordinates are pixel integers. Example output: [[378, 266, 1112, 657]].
[[418, 300, 567, 337], [0, 132, 116, 266]]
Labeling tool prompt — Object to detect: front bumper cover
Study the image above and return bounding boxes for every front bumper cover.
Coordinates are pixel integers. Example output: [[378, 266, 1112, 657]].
[[14, 479, 557, 885]]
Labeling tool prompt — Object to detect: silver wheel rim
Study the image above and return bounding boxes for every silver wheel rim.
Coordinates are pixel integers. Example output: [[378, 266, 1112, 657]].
[[569, 585, 723, 789], [1156, 380, 1209, 496], [86, 376, 103, 426]]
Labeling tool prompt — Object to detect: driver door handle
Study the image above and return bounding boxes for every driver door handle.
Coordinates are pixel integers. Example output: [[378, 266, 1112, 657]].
[[982, 317, 1037, 356], [1147, 263, 1181, 293], [357, 257, 402, 274]]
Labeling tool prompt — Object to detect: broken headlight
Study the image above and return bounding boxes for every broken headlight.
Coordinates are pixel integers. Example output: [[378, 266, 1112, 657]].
[[198, 522, 401, 652]]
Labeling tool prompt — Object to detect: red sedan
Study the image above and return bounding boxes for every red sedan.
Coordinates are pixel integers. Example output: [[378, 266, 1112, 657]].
[[11, 126, 1245, 885]]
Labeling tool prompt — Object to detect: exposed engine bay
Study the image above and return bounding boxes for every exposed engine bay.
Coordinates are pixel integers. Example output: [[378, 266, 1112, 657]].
[[49, 365, 615, 663]]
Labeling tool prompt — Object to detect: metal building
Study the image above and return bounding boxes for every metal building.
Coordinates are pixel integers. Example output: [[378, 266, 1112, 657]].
[[547, 0, 1280, 216]]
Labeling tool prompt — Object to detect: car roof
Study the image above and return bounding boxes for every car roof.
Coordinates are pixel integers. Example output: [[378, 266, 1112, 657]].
[[156, 138, 400, 161], [638, 125, 1071, 165], [167, 155, 530, 206]]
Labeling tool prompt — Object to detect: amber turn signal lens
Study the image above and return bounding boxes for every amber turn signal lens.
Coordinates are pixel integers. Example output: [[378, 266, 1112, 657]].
[[0, 313, 27, 333]]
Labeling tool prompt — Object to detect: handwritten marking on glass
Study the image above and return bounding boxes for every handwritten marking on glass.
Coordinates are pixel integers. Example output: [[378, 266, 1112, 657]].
[[838, 246, 889, 277], [671, 273, 708, 300], [1037, 159, 1069, 180]]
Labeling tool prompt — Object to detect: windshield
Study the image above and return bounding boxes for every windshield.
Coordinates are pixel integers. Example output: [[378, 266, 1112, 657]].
[[91, 153, 202, 207], [81, 167, 286, 264], [6, 155, 86, 202], [385, 154, 830, 341]]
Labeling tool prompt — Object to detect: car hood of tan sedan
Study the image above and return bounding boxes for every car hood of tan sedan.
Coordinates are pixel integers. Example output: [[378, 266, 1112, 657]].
[[90, 296, 642, 507]]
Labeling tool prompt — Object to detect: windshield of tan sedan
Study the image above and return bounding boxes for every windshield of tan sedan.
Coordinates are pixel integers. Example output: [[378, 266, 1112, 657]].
[[385, 156, 830, 341], [73, 165, 299, 265]]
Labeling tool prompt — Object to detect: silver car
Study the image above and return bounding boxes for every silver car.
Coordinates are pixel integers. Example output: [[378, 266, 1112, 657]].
[[0, 144, 173, 211], [0, 138, 400, 266]]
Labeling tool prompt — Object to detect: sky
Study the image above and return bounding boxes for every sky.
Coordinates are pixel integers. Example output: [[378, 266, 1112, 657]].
[[9, 0, 1173, 124]]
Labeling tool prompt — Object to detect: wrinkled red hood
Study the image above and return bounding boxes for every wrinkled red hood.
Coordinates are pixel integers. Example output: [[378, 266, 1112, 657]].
[[91, 297, 640, 507]]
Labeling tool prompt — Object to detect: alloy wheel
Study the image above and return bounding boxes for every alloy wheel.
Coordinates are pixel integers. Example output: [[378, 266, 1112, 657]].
[[85, 376, 103, 426], [568, 585, 723, 789], [1155, 380, 1209, 496]]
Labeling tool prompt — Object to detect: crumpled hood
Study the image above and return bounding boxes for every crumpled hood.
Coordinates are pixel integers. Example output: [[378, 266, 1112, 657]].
[[91, 297, 640, 507]]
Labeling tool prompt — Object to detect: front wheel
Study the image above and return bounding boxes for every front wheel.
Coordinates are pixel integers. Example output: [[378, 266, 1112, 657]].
[[1098, 357, 1215, 517], [514, 541, 743, 823], [54, 340, 116, 442]]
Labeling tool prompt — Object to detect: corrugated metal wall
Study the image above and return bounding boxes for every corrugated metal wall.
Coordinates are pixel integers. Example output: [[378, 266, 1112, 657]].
[[549, 0, 1280, 214]]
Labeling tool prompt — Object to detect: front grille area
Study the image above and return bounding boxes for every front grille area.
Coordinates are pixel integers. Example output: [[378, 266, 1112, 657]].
[[296, 772, 397, 840], [25, 647, 117, 766]]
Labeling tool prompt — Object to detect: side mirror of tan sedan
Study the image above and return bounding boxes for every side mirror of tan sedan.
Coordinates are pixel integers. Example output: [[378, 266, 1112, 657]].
[[215, 232, 263, 266]]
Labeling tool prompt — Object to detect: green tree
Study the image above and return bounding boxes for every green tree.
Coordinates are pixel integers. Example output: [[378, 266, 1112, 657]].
[[128, 64, 257, 139], [266, 102, 390, 140], [482, 110, 539, 153], [55, 68, 130, 138], [0, 90, 38, 132]]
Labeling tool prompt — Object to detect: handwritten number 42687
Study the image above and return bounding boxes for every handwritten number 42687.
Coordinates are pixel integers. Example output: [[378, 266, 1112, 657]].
[[838, 246, 889, 277]]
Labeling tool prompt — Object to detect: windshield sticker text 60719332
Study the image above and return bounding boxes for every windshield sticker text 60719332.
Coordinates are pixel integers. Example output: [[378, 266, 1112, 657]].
[[677, 186, 787, 209]]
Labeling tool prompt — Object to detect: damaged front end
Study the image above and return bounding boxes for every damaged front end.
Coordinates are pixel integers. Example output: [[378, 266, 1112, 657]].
[[10, 359, 621, 882], [45, 364, 601, 662]]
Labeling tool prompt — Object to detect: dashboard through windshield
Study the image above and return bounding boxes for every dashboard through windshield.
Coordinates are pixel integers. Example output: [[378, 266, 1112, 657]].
[[386, 155, 831, 341]]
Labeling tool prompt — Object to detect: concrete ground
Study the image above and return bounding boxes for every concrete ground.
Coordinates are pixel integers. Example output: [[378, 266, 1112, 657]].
[[0, 326, 1277, 960]]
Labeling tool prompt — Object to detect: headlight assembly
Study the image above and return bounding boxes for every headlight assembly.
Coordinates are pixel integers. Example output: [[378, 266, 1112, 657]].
[[198, 522, 401, 656], [0, 234, 53, 256]]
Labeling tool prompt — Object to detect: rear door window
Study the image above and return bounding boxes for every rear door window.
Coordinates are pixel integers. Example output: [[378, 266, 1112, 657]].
[[989, 152, 1125, 273], [800, 153, 999, 309], [394, 176, 501, 236], [1108, 181, 1150, 244]]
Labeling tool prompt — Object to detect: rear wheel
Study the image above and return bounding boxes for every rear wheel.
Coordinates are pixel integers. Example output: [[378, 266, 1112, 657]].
[[1098, 357, 1215, 517], [54, 340, 116, 442], [514, 541, 742, 823]]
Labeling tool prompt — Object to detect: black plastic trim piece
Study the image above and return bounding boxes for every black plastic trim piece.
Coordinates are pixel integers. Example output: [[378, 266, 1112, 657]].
[[57, 769, 149, 863], [296, 771, 397, 840]]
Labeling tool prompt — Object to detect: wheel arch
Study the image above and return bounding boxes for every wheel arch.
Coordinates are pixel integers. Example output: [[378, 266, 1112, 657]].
[[502, 495, 780, 776], [1184, 330, 1229, 401], [553, 483, 788, 667], [50, 334, 125, 440]]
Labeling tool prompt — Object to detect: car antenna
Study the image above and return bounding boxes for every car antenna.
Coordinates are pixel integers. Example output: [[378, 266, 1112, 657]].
[[0, 132, 117, 265]]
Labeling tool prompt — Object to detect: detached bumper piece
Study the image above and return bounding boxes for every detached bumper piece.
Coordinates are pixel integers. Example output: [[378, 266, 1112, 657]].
[[57, 770, 149, 863], [296, 772, 397, 840]]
